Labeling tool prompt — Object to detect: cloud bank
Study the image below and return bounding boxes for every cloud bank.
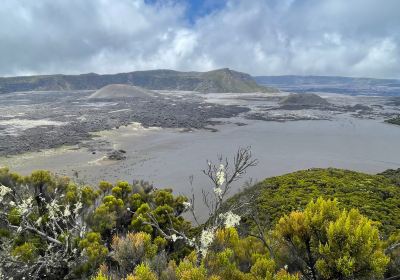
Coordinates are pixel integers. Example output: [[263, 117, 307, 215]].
[[0, 0, 399, 78]]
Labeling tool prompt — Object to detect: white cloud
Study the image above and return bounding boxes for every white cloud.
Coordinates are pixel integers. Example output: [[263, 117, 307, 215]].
[[0, 0, 399, 78], [353, 38, 399, 77]]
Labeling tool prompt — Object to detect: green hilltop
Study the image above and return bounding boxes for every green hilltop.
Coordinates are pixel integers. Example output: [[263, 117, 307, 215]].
[[225, 168, 400, 236]]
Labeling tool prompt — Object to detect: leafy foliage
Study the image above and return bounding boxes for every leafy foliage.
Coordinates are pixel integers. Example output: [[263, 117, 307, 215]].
[[0, 167, 191, 279], [379, 168, 400, 187], [226, 168, 400, 236], [111, 232, 157, 274], [1, 165, 399, 279], [275, 197, 389, 279], [0, 167, 98, 279]]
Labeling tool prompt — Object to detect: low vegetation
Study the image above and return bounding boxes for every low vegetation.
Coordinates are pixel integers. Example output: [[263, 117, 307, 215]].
[[378, 168, 400, 186], [385, 116, 400, 126], [226, 168, 400, 236], [0, 153, 399, 279]]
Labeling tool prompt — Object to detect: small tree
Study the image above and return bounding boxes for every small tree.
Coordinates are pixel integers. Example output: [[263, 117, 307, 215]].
[[275, 197, 389, 280]]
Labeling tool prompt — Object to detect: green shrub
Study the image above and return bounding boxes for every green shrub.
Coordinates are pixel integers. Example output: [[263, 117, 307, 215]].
[[12, 242, 37, 262], [226, 168, 400, 235]]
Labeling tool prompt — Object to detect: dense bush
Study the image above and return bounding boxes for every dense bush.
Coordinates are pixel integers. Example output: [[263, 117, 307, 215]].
[[0, 167, 192, 279], [275, 197, 389, 279], [226, 168, 400, 236], [1, 165, 399, 279], [379, 168, 400, 187]]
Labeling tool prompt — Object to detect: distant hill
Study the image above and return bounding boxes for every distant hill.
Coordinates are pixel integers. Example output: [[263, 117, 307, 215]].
[[254, 75, 400, 96], [280, 93, 330, 108], [224, 168, 400, 236], [88, 84, 154, 99], [0, 68, 275, 94]]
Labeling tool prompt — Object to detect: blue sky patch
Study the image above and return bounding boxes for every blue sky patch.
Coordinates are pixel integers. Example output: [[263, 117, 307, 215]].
[[145, 0, 227, 23]]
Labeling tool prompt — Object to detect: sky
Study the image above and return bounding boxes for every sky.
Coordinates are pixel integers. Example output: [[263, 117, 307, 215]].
[[0, 0, 399, 78]]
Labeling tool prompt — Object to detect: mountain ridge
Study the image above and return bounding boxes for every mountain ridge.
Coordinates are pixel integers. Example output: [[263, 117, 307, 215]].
[[0, 68, 275, 94]]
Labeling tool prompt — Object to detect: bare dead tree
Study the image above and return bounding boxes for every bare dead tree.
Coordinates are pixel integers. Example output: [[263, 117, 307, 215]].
[[195, 146, 258, 226], [138, 147, 258, 263]]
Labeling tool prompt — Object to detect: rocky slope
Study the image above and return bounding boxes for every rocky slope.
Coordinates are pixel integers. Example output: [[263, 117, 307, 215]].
[[0, 68, 276, 94]]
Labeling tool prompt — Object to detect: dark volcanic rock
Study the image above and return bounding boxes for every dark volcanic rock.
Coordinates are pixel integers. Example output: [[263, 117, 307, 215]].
[[107, 150, 127, 160], [352, 104, 371, 111], [280, 93, 331, 110], [0, 90, 250, 156], [280, 93, 330, 108]]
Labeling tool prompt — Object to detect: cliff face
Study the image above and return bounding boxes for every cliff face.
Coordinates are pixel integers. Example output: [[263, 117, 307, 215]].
[[0, 68, 276, 94]]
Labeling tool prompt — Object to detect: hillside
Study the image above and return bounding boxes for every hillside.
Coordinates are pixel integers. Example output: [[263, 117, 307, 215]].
[[88, 84, 154, 99], [0, 68, 275, 94], [225, 168, 400, 235]]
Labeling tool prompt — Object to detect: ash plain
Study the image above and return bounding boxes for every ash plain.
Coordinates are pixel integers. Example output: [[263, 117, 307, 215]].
[[1, 89, 400, 217]]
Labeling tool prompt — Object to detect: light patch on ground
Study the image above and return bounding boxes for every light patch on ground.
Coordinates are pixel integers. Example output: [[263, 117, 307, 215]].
[[92, 122, 161, 138], [0, 145, 79, 169], [0, 119, 65, 135], [0, 113, 26, 118], [77, 115, 88, 121], [87, 155, 111, 166], [108, 108, 131, 114]]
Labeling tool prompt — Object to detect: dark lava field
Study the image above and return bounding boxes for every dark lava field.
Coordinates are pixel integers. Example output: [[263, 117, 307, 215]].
[[0, 90, 248, 155]]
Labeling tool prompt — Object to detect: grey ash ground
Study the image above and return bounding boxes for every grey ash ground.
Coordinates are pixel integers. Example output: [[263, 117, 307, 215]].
[[1, 89, 399, 157], [0, 90, 248, 156]]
